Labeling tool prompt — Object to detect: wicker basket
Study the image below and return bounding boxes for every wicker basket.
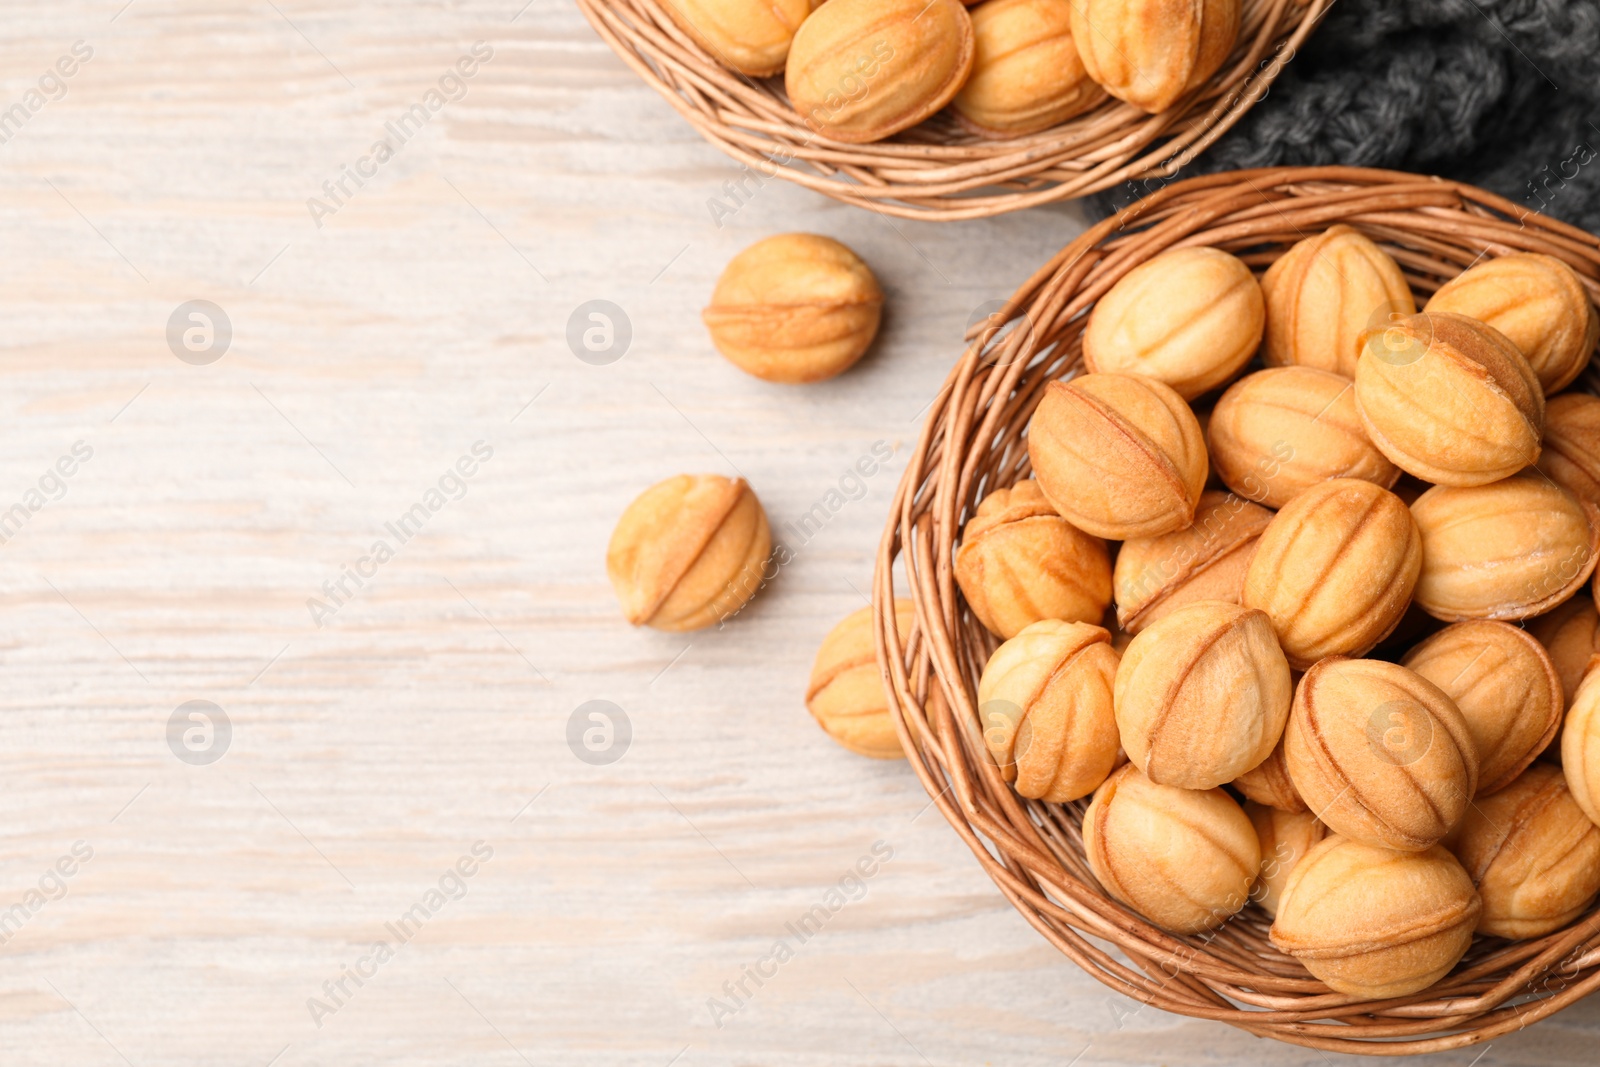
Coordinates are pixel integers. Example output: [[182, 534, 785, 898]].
[[873, 166, 1600, 1053], [578, 0, 1332, 221]]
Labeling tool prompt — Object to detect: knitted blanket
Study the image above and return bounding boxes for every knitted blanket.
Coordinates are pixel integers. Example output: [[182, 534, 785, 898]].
[[1093, 0, 1600, 230]]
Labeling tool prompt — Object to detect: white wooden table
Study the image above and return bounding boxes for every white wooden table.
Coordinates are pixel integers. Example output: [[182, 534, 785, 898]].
[[1, 2, 1595, 1064]]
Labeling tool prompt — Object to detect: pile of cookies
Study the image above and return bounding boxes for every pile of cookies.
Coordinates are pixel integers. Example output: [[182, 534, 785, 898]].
[[601, 214, 1600, 998], [948, 234, 1600, 997], [659, 0, 1241, 142]]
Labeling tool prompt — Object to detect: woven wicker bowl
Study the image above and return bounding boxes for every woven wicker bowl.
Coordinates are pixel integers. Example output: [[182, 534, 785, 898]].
[[874, 166, 1600, 1053], [578, 0, 1331, 221]]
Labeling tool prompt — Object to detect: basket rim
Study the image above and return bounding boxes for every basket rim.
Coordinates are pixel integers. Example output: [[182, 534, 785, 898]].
[[577, 0, 1335, 220], [872, 164, 1600, 1054]]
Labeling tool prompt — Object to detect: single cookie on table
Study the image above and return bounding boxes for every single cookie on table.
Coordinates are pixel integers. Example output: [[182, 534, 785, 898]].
[[607, 473, 771, 631], [702, 233, 882, 383], [806, 599, 916, 759]]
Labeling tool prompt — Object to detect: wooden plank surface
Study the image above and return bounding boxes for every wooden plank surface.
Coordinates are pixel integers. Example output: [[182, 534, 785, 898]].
[[0, 2, 1595, 1064]]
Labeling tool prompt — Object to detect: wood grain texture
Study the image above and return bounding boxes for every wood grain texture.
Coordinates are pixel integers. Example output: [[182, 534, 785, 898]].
[[0, 2, 1594, 1064]]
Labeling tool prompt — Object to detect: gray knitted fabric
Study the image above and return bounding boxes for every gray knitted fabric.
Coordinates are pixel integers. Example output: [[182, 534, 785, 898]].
[[1092, 0, 1600, 229]]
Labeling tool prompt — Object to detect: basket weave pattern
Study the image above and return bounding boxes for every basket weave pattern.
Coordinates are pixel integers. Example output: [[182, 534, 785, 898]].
[[874, 166, 1600, 1054], [578, 0, 1332, 220]]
